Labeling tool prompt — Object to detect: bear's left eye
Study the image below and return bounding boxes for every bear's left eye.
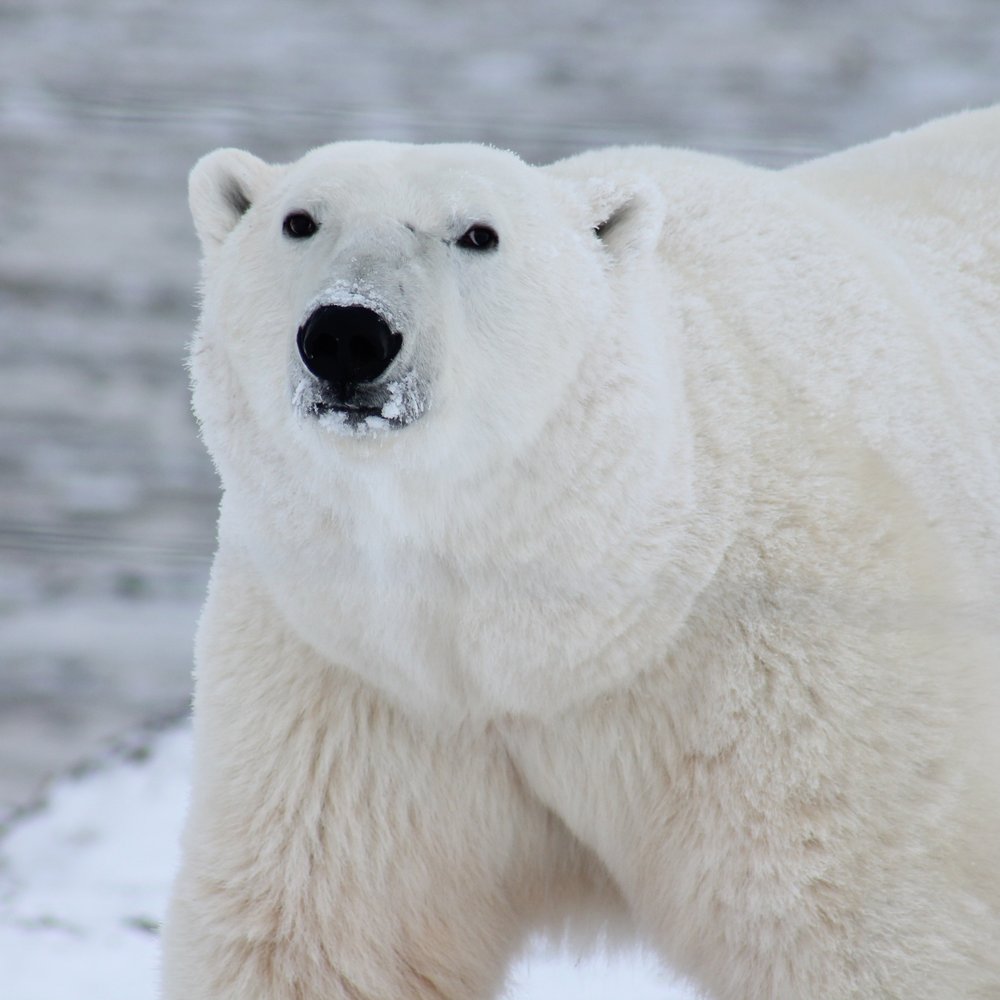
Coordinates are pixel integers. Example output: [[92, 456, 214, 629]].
[[283, 211, 319, 239], [456, 224, 499, 251]]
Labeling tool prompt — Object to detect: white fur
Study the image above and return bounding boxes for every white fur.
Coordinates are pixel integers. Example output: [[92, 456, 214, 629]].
[[163, 110, 1000, 999]]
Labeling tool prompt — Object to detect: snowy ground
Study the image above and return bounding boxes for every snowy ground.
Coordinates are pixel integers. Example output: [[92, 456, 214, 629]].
[[3, 0, 1000, 996], [0, 725, 699, 1000]]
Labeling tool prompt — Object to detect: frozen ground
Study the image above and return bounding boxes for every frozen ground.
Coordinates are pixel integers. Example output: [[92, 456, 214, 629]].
[[0, 724, 699, 1000], [2, 0, 1000, 995]]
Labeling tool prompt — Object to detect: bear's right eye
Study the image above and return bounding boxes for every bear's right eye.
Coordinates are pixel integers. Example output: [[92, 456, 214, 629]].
[[457, 224, 499, 251], [283, 211, 319, 239]]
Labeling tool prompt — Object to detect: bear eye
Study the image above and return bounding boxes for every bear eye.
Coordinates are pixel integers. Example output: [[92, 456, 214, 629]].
[[282, 211, 319, 239], [456, 224, 499, 251]]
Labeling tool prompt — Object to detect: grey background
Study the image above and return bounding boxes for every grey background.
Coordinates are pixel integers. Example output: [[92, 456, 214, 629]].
[[2, 0, 1000, 821]]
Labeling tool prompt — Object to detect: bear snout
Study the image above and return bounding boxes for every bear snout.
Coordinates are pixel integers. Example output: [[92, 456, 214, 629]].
[[297, 304, 403, 401]]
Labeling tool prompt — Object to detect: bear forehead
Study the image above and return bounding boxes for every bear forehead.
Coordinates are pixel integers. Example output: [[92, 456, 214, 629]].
[[293, 139, 528, 175], [280, 141, 544, 212]]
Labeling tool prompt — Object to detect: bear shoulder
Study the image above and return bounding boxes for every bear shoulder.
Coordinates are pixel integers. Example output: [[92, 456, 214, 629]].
[[788, 104, 1000, 239]]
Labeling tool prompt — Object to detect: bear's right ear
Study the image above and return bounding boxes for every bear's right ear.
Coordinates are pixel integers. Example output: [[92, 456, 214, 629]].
[[583, 172, 666, 262], [188, 148, 275, 254]]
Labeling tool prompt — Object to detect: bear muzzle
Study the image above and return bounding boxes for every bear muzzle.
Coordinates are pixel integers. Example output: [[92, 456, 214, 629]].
[[297, 304, 403, 404]]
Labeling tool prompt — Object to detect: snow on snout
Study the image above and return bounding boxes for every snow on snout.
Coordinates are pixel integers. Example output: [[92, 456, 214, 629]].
[[299, 282, 403, 334]]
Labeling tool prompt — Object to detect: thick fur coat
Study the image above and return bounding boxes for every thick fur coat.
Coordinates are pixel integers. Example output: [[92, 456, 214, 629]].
[[163, 107, 1000, 999]]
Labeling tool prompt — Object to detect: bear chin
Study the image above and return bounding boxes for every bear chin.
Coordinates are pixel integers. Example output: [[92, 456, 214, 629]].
[[292, 368, 427, 437]]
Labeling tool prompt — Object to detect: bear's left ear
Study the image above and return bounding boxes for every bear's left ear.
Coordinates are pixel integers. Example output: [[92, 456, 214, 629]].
[[188, 147, 276, 254], [580, 172, 666, 262]]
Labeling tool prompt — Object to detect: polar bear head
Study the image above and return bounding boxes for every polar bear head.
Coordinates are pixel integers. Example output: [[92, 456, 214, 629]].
[[188, 141, 704, 713], [189, 143, 675, 496]]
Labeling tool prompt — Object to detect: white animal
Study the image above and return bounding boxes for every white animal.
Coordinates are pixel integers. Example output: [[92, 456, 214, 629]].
[[163, 107, 1000, 999]]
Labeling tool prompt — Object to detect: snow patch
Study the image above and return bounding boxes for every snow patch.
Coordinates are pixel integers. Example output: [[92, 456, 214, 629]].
[[300, 281, 402, 333], [380, 369, 425, 423]]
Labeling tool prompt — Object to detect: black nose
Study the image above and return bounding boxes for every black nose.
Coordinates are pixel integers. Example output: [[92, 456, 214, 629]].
[[297, 305, 403, 397]]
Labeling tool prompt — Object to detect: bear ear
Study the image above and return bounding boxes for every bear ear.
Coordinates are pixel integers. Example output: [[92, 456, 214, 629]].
[[188, 148, 275, 254], [582, 172, 666, 261]]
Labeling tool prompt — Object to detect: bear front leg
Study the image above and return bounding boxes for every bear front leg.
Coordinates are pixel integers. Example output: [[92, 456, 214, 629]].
[[161, 553, 574, 1000]]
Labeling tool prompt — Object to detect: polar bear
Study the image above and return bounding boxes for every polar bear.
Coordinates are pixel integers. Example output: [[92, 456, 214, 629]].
[[163, 107, 1000, 1000]]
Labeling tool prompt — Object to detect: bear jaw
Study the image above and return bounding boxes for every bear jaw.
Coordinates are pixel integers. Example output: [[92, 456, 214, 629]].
[[292, 368, 426, 437]]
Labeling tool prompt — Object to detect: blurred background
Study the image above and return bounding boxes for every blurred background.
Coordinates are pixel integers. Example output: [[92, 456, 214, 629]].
[[2, 0, 1000, 824]]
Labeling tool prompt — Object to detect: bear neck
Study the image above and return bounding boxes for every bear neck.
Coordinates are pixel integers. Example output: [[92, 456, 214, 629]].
[[206, 306, 746, 720]]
